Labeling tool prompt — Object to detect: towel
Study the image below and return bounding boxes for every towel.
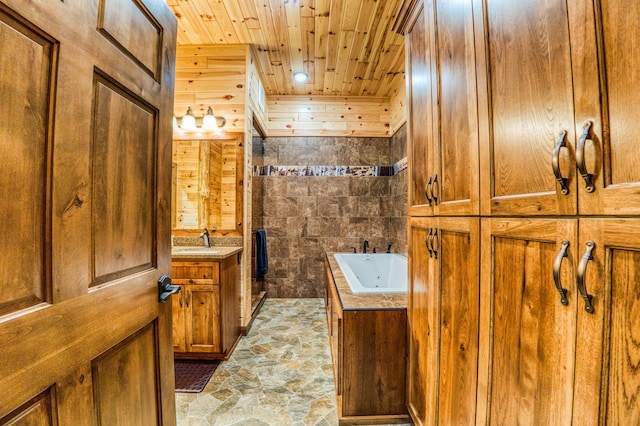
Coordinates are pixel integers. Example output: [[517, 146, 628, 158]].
[[255, 229, 268, 281]]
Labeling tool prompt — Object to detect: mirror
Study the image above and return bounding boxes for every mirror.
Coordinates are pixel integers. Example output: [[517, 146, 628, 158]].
[[171, 138, 243, 235]]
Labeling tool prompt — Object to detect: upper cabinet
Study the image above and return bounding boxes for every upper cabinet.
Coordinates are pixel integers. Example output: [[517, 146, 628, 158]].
[[476, 0, 640, 216], [397, 0, 480, 217], [568, 1, 640, 215]]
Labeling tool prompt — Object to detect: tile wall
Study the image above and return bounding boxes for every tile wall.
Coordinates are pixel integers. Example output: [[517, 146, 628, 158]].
[[251, 124, 407, 298]]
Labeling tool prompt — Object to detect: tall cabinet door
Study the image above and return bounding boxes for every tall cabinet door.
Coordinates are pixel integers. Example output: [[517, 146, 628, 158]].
[[569, 2, 640, 215], [404, 0, 436, 216], [478, 218, 578, 425], [408, 217, 480, 425], [407, 218, 439, 425], [431, 0, 480, 216], [477, 0, 578, 216], [436, 217, 480, 425], [573, 219, 640, 425]]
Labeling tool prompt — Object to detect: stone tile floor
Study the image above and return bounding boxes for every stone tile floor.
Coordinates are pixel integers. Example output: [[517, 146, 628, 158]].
[[176, 298, 338, 425]]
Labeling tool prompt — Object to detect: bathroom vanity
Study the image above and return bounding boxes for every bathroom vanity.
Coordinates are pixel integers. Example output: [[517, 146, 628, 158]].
[[324, 253, 409, 425], [171, 246, 242, 360]]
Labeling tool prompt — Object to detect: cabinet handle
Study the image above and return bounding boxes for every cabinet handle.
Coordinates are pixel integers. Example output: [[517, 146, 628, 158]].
[[186, 291, 190, 308], [576, 121, 595, 193], [179, 290, 183, 308], [576, 241, 596, 314], [431, 174, 439, 205], [425, 176, 434, 205], [431, 228, 439, 259], [426, 228, 434, 258], [552, 240, 570, 305], [552, 131, 570, 195]]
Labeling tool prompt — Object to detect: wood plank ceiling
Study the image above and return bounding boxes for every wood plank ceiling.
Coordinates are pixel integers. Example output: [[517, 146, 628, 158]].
[[165, 0, 406, 98]]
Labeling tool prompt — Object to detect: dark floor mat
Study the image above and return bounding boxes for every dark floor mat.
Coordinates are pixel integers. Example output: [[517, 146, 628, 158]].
[[174, 360, 220, 393]]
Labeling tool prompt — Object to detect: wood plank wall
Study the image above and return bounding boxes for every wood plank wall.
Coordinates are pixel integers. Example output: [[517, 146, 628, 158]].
[[266, 95, 392, 137], [175, 45, 250, 133]]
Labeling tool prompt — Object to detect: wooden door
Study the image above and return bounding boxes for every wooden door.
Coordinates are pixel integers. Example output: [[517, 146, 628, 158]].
[[477, 218, 577, 425], [0, 0, 177, 424], [568, 2, 640, 215], [403, 0, 437, 216], [407, 218, 439, 425], [436, 217, 479, 425], [431, 0, 480, 216], [186, 284, 221, 353], [477, 0, 578, 216], [573, 219, 640, 425]]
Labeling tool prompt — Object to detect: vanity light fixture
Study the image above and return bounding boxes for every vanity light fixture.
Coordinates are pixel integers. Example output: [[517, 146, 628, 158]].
[[180, 106, 197, 131], [293, 71, 308, 82], [174, 106, 226, 131]]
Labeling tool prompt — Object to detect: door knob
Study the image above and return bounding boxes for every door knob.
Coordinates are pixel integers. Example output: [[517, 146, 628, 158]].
[[158, 275, 180, 303]]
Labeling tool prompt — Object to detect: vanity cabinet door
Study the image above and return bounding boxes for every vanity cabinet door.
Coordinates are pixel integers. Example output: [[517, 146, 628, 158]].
[[172, 285, 186, 353], [185, 284, 222, 353]]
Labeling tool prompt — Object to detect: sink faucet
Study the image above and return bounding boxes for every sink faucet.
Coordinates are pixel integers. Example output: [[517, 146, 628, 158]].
[[199, 228, 210, 247], [363, 240, 369, 253]]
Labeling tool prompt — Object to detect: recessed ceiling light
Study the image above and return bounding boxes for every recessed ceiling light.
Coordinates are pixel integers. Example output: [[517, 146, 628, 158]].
[[293, 71, 308, 82]]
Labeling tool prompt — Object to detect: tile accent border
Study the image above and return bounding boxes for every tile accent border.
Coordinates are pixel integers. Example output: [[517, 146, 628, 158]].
[[253, 156, 407, 177]]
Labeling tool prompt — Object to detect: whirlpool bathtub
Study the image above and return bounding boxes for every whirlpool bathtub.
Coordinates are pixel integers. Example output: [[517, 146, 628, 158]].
[[332, 253, 408, 294]]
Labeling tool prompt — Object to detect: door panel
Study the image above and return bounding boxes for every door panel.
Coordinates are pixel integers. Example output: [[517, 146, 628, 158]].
[[569, 1, 640, 215], [437, 218, 479, 425], [479, 0, 577, 216], [406, 2, 436, 216], [479, 218, 577, 425], [92, 74, 156, 284], [1, 390, 55, 425], [573, 219, 640, 425], [92, 323, 160, 426], [0, 3, 54, 317], [407, 218, 438, 426], [187, 285, 221, 353], [0, 0, 177, 422], [433, 0, 479, 216]]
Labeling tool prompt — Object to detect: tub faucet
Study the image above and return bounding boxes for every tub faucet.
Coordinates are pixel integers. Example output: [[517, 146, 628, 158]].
[[199, 228, 210, 248], [363, 240, 369, 253], [386, 242, 393, 253]]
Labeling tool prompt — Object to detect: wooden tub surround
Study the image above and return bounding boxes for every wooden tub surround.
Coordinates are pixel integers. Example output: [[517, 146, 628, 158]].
[[324, 253, 409, 425]]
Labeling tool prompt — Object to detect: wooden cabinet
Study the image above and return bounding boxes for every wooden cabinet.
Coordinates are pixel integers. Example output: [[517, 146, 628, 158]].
[[398, 0, 480, 217], [475, 0, 640, 217], [408, 217, 480, 426], [399, 0, 640, 424], [324, 257, 408, 424], [171, 256, 240, 359]]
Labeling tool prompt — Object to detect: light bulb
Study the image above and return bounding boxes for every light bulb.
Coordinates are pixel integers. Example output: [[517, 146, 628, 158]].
[[180, 107, 197, 131]]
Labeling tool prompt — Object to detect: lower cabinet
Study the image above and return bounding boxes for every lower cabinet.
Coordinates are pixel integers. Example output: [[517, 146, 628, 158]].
[[407, 217, 480, 426], [408, 217, 640, 425], [324, 257, 408, 425], [171, 256, 240, 359]]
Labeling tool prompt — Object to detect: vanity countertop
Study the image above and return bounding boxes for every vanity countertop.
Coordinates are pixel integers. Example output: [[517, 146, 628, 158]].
[[171, 246, 242, 260]]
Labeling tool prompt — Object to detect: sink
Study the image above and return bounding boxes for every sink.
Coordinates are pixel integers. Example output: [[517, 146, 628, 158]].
[[172, 247, 220, 254]]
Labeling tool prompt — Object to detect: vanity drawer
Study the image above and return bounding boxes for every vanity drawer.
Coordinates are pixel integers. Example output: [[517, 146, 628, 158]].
[[171, 261, 220, 285]]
